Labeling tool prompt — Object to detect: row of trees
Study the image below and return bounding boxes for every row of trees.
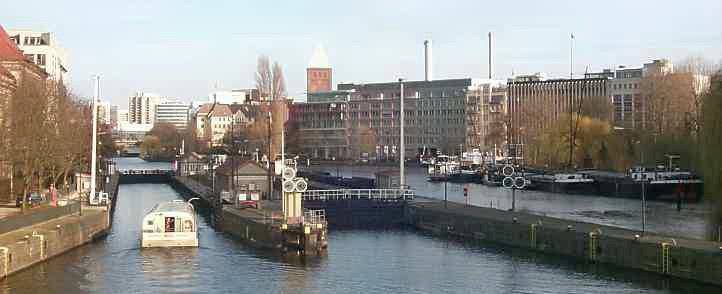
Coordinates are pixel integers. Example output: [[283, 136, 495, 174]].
[[699, 71, 722, 239], [0, 76, 101, 210]]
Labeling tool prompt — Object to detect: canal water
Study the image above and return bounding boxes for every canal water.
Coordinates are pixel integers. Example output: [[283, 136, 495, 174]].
[[1, 158, 718, 293], [305, 165, 715, 240]]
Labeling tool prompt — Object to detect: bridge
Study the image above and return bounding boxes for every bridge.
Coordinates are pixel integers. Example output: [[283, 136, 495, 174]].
[[117, 169, 175, 184]]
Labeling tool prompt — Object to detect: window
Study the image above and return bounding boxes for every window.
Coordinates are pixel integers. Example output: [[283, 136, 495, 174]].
[[36, 54, 46, 66]]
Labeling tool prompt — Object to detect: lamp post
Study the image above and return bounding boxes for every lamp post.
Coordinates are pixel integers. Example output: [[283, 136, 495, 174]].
[[90, 75, 100, 206], [398, 78, 405, 190], [638, 140, 646, 236]]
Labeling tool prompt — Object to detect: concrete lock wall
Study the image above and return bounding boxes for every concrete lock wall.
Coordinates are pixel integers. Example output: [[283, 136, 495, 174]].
[[221, 208, 282, 250], [0, 202, 81, 235], [0, 208, 109, 279], [407, 203, 722, 287]]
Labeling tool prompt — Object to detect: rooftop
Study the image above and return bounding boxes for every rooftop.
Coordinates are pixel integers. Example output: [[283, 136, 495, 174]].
[[307, 45, 330, 69], [0, 25, 25, 61]]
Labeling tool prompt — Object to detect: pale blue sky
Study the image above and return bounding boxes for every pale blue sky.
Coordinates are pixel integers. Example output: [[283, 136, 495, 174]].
[[3, 0, 721, 106]]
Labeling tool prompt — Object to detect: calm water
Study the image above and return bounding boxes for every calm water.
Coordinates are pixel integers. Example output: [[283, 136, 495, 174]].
[[1, 158, 718, 293], [306, 165, 715, 240]]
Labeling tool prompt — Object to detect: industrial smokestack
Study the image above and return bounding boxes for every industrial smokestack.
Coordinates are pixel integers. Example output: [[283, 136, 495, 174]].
[[424, 39, 432, 81], [488, 32, 492, 79]]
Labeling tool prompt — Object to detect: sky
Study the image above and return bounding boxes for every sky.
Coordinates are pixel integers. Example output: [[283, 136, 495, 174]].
[[2, 0, 721, 107]]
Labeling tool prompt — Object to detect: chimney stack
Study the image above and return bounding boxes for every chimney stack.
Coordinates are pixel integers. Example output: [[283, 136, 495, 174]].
[[424, 39, 432, 81], [488, 32, 492, 79]]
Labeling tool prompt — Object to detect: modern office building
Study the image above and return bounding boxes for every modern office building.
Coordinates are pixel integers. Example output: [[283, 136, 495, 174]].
[[464, 81, 508, 156], [507, 76, 609, 145], [97, 102, 118, 127], [208, 88, 259, 104], [117, 109, 129, 124], [6, 29, 69, 82], [155, 100, 190, 130], [586, 59, 674, 129], [128, 92, 164, 125], [291, 78, 496, 159]]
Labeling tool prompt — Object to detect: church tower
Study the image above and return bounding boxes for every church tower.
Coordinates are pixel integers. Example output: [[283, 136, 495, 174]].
[[306, 45, 331, 93]]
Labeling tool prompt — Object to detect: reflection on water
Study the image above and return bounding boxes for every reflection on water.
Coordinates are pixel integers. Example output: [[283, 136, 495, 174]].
[[0, 158, 718, 293]]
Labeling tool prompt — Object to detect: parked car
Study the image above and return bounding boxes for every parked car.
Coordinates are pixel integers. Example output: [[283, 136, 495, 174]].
[[16, 192, 44, 207]]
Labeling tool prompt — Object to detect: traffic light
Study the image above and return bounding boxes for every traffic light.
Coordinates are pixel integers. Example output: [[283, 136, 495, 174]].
[[463, 186, 468, 198]]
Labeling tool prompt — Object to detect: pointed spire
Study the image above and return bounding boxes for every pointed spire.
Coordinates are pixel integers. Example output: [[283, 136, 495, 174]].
[[307, 44, 330, 69]]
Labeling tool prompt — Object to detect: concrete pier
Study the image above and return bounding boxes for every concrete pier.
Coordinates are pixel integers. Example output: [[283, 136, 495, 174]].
[[220, 204, 327, 256], [0, 206, 109, 279], [406, 198, 722, 286]]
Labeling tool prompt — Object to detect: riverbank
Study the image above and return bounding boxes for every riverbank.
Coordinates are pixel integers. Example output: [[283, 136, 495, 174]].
[[407, 197, 722, 286], [0, 205, 109, 279]]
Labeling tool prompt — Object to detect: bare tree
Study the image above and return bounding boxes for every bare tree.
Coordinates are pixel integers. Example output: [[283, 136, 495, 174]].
[[254, 55, 287, 159], [699, 72, 722, 240], [677, 56, 716, 136], [7, 74, 51, 210]]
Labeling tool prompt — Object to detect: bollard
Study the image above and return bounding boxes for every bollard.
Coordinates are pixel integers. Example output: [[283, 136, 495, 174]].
[[0, 247, 8, 277]]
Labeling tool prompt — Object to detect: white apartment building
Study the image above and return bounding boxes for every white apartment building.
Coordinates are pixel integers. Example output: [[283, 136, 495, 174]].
[[117, 109, 129, 124], [7, 29, 69, 82], [604, 59, 674, 129], [97, 102, 118, 127], [128, 92, 164, 125], [155, 100, 190, 130]]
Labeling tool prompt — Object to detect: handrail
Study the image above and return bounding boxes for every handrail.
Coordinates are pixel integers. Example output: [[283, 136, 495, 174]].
[[301, 189, 414, 201]]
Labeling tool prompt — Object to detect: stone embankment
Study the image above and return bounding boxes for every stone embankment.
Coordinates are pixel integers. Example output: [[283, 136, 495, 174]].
[[0, 205, 109, 278], [406, 198, 722, 286]]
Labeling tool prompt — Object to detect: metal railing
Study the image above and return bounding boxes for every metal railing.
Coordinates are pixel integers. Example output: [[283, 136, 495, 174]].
[[304, 209, 326, 225], [301, 189, 414, 201], [117, 169, 173, 175]]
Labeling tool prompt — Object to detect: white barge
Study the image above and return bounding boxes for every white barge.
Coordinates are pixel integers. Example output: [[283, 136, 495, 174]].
[[141, 199, 199, 248]]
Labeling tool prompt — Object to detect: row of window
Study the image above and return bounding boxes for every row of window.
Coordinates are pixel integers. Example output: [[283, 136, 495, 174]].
[[613, 83, 638, 90], [10, 36, 48, 46], [23, 54, 46, 66]]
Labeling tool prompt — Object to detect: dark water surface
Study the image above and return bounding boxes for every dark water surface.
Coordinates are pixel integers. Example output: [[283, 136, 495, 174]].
[[1, 158, 718, 293]]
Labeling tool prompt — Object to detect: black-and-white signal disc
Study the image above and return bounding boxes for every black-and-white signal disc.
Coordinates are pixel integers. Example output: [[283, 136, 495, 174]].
[[502, 165, 515, 177], [502, 176, 514, 189], [513, 177, 526, 189]]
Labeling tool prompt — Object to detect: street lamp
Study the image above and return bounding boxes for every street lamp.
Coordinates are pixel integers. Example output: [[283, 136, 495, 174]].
[[637, 139, 646, 236], [398, 78, 405, 190], [616, 126, 646, 236]]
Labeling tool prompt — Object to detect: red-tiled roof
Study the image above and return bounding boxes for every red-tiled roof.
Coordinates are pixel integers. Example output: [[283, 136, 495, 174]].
[[210, 104, 232, 117], [196, 103, 214, 114], [0, 25, 24, 61], [0, 64, 15, 80]]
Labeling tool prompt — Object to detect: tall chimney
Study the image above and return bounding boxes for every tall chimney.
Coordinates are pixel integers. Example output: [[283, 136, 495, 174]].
[[424, 39, 432, 81], [488, 32, 492, 79]]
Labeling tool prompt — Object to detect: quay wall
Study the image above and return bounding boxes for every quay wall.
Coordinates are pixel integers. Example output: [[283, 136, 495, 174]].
[[0, 207, 109, 279], [406, 199, 722, 286], [220, 207, 283, 250]]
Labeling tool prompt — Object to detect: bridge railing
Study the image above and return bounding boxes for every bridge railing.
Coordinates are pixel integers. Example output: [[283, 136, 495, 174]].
[[117, 169, 174, 175], [301, 189, 414, 202]]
